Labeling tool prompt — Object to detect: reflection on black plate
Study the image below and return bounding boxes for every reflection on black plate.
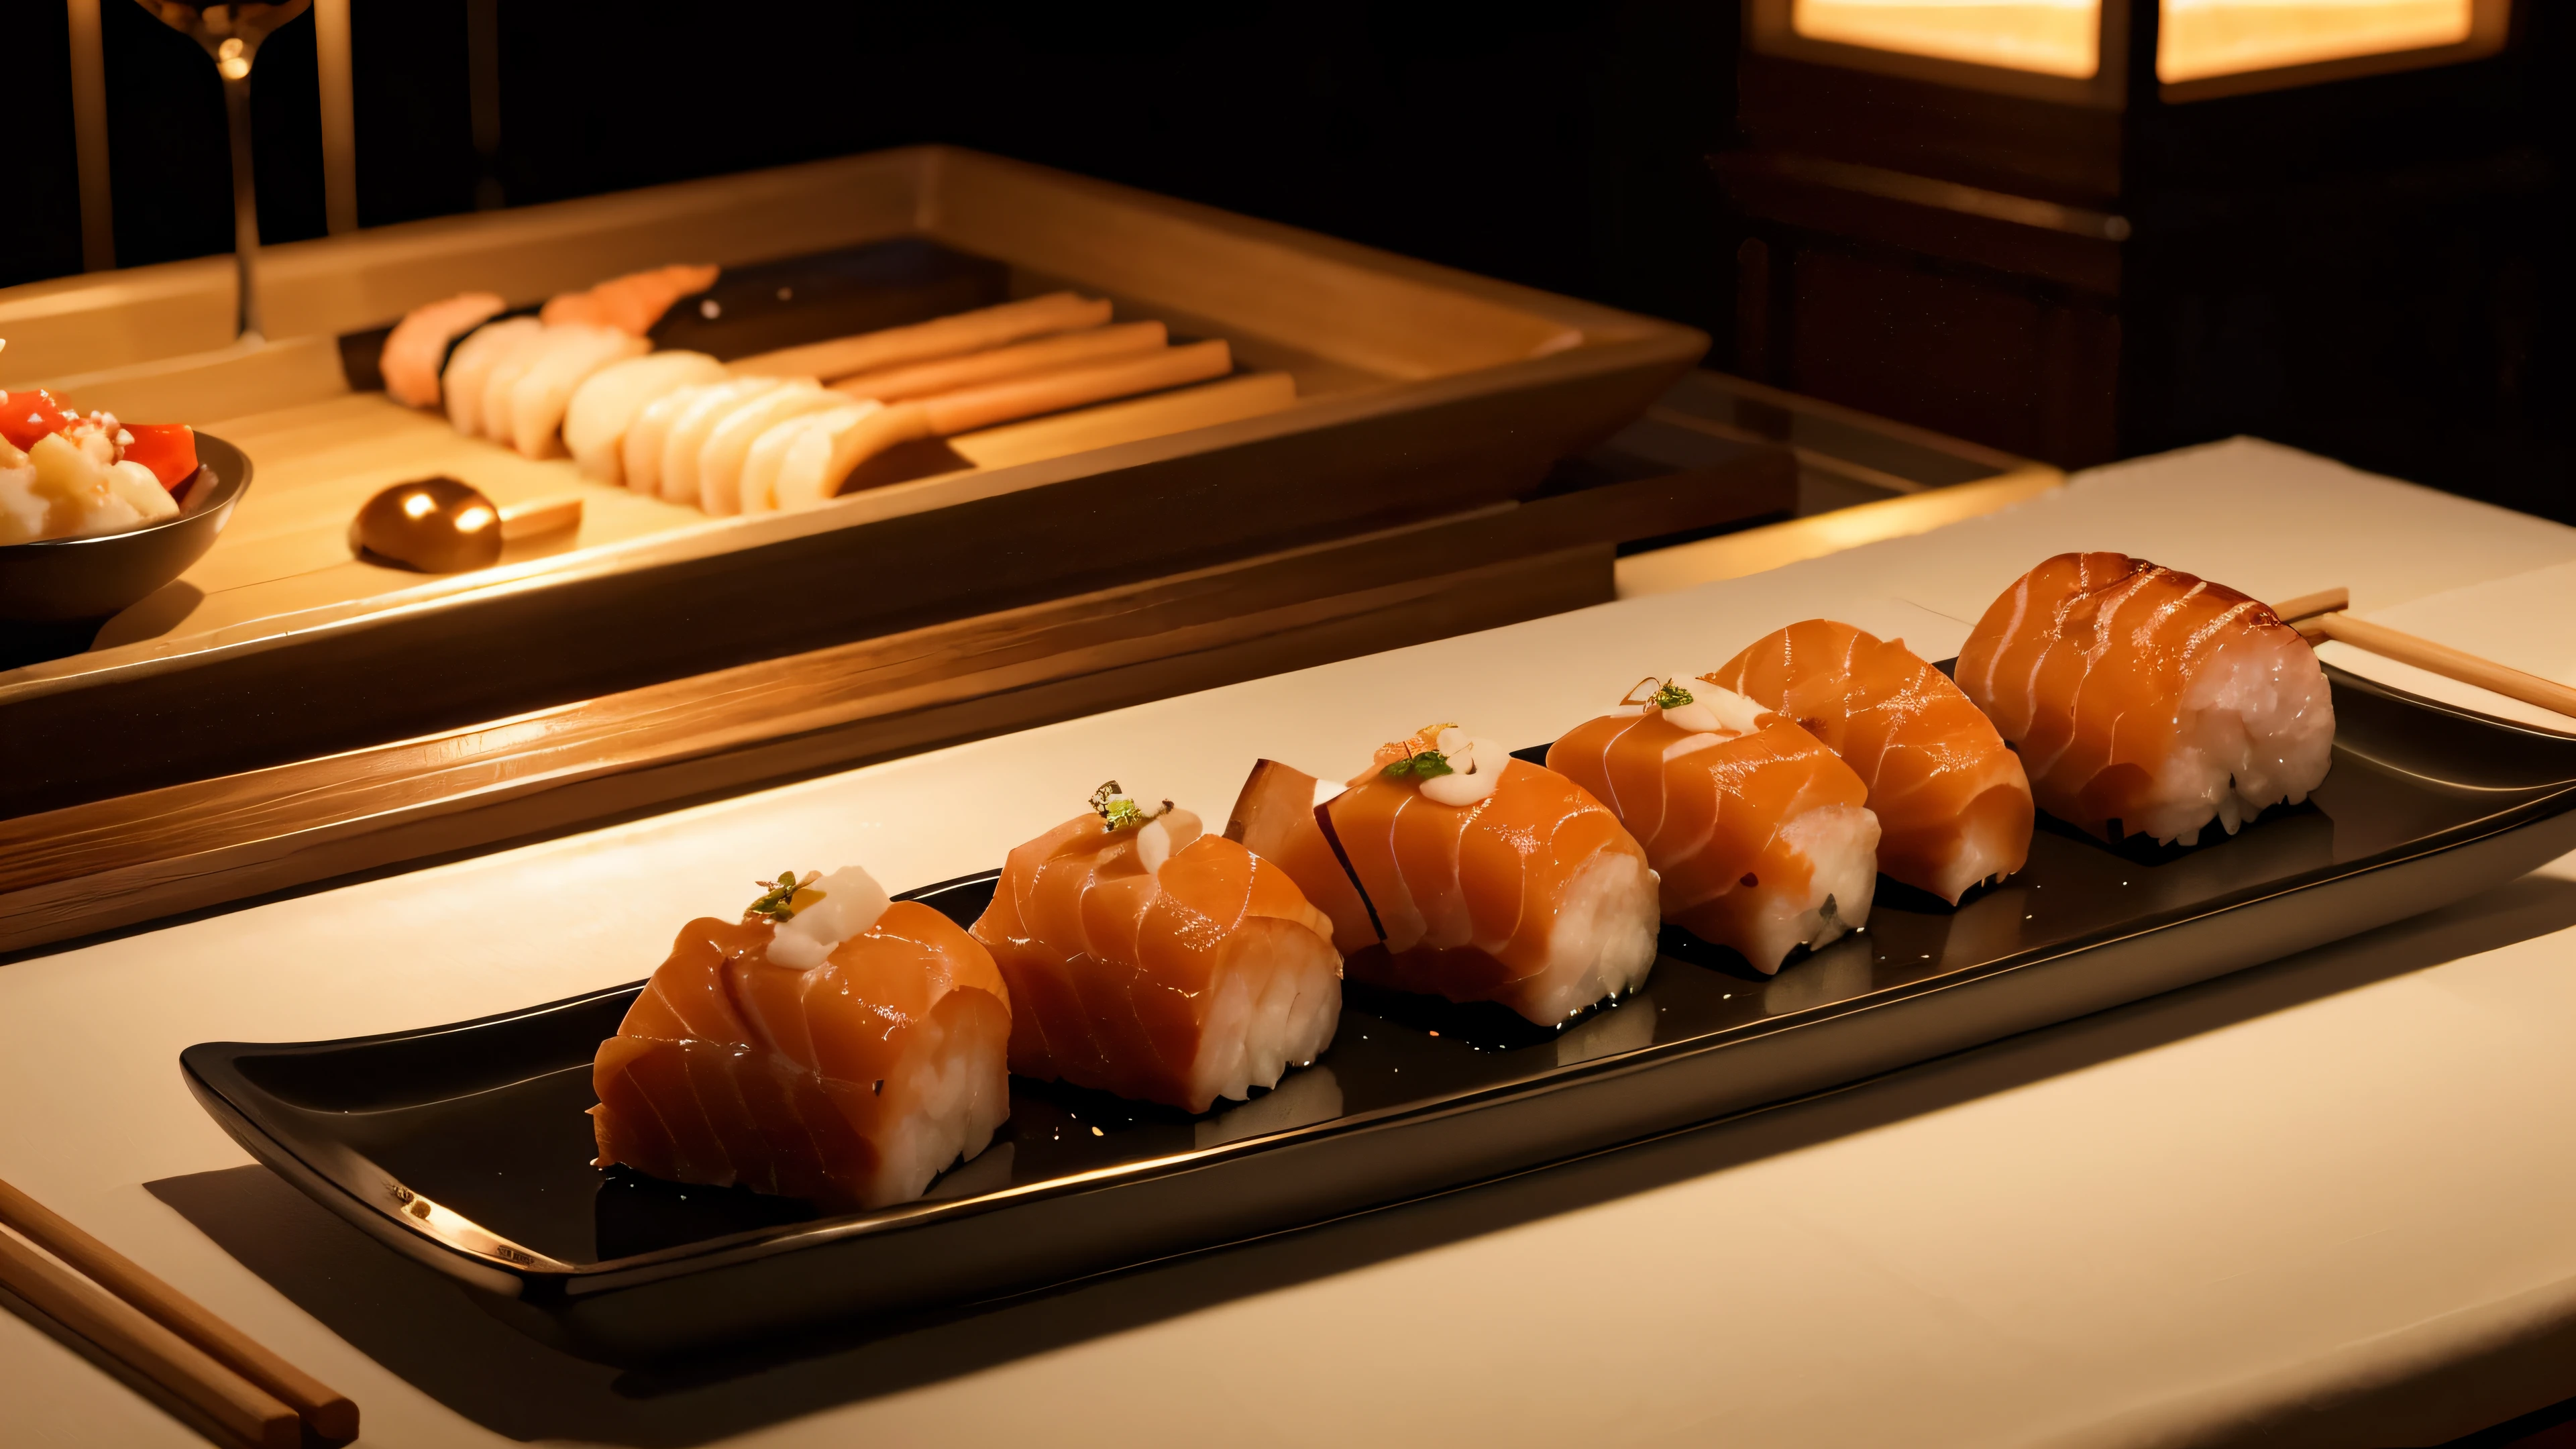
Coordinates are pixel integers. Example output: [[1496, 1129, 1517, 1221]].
[[181, 667, 2576, 1364]]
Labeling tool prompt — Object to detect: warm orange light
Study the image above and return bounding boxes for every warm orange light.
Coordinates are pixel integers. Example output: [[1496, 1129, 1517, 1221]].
[[1791, 0, 2102, 78], [2159, 0, 2472, 81]]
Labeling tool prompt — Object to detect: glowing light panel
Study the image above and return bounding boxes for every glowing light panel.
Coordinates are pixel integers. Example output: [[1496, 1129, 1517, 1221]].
[[1790, 0, 2102, 78], [2159, 0, 2474, 82]]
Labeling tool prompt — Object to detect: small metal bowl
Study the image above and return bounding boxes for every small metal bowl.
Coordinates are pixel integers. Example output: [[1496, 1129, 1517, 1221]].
[[0, 431, 253, 624]]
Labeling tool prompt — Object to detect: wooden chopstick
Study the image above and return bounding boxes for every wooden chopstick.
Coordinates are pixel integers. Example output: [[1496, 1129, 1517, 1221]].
[[2272, 586, 2576, 722], [496, 492, 584, 542], [831, 319, 1169, 401], [2268, 586, 2349, 623], [914, 339, 1235, 436], [730, 291, 1112, 381], [2310, 612, 2576, 720], [0, 1177, 356, 1442], [0, 1226, 298, 1448]]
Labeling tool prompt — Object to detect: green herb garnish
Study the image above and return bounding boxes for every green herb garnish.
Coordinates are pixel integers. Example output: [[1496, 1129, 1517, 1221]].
[[1651, 680, 1695, 710], [746, 868, 820, 922], [1383, 749, 1454, 780], [1089, 780, 1169, 832]]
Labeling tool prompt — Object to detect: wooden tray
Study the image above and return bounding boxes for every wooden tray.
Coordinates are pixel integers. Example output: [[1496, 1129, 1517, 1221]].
[[0, 450, 1797, 953], [0, 147, 1705, 808]]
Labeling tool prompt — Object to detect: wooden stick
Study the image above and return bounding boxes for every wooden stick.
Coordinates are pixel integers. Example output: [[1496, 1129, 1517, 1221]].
[[497, 494, 584, 541], [730, 292, 1111, 382], [947, 372, 1297, 471], [2310, 610, 2576, 721], [0, 1178, 356, 1441], [917, 339, 1234, 436], [831, 320, 1167, 401], [0, 1226, 299, 1448], [763, 341, 1238, 511], [2268, 586, 2349, 623]]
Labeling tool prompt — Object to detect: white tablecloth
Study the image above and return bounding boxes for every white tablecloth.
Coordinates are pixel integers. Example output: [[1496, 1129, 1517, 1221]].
[[6, 439, 2575, 1448]]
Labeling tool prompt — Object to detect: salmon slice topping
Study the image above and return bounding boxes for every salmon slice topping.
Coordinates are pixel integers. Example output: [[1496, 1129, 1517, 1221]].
[[1707, 620, 2032, 903], [1322, 737, 1659, 1021], [1955, 551, 2330, 845], [973, 798, 1339, 1111], [590, 900, 1010, 1210], [543, 263, 720, 335]]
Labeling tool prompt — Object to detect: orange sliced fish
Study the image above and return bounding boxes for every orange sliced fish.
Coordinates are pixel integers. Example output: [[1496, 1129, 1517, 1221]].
[[542, 263, 720, 335], [971, 808, 1340, 1112], [1320, 730, 1659, 1023], [590, 901, 1011, 1210], [1548, 698, 1877, 972], [1956, 552, 2334, 846], [380, 291, 506, 409], [1707, 620, 2031, 904]]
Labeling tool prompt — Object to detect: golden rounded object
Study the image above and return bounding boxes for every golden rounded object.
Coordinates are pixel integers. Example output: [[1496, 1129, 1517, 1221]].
[[350, 476, 504, 573]]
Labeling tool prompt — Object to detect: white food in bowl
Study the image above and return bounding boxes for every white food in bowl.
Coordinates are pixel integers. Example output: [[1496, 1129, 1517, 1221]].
[[0, 433, 179, 544]]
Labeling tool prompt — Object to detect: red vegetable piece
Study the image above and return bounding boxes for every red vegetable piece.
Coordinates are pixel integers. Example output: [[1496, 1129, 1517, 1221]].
[[121, 423, 200, 492], [0, 388, 74, 451]]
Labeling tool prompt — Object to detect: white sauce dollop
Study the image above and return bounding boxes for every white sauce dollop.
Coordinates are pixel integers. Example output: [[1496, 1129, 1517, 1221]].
[[1134, 807, 1204, 873], [1418, 726, 1511, 807], [766, 864, 893, 969], [1693, 684, 1772, 736], [1661, 698, 1721, 735]]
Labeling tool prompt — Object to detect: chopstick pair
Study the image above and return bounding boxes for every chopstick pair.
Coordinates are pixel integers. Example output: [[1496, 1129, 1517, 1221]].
[[0, 1176, 356, 1447], [2272, 586, 2576, 721]]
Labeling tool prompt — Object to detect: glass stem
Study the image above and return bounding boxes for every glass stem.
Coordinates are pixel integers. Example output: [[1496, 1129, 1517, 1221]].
[[222, 69, 264, 343]]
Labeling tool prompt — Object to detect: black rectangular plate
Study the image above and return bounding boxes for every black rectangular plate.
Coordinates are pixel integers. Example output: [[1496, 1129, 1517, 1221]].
[[182, 667, 2576, 1364]]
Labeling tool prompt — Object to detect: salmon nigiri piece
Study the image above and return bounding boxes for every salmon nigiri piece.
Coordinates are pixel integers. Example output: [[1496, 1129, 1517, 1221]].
[[591, 865, 1012, 1211], [1956, 552, 2333, 847], [1705, 621, 2031, 904], [971, 784, 1341, 1113], [381, 291, 506, 408], [440, 316, 543, 438], [542, 263, 720, 335], [1319, 724, 1659, 1024], [1549, 681, 1878, 972]]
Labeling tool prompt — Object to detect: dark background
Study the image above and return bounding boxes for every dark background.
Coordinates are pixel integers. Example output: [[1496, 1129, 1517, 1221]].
[[1, 1, 2567, 519], [2, 3, 1731, 329]]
